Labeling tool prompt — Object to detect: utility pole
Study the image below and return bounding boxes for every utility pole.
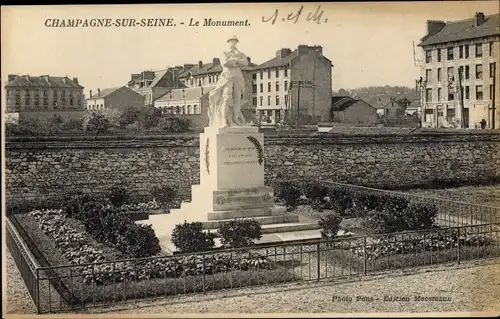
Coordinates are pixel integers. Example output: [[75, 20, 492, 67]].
[[458, 66, 465, 129]]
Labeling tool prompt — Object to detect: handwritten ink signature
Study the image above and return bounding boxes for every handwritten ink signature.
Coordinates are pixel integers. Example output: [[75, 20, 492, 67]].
[[262, 5, 328, 25]]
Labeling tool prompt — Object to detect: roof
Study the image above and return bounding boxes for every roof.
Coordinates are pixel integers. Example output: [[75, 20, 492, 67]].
[[331, 96, 375, 111], [155, 86, 217, 103], [254, 50, 299, 70], [419, 13, 500, 47], [179, 60, 257, 78], [5, 75, 83, 89], [128, 69, 186, 88], [86, 87, 122, 100]]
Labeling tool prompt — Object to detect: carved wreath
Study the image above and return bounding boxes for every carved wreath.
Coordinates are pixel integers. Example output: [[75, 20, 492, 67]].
[[205, 137, 210, 174], [246, 136, 263, 166]]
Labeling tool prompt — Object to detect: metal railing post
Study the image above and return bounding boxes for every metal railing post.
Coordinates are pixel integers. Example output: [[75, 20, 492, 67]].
[[457, 227, 461, 265], [316, 242, 321, 282], [36, 268, 41, 314], [363, 236, 367, 276], [202, 254, 206, 294]]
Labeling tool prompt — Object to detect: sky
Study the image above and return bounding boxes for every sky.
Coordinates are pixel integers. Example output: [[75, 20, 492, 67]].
[[1, 2, 499, 96]]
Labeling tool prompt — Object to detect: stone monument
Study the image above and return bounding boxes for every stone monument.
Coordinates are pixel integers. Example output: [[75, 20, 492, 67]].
[[140, 36, 321, 254]]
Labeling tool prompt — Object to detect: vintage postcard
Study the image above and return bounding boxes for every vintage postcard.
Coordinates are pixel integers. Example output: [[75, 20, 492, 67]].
[[2, 2, 500, 318]]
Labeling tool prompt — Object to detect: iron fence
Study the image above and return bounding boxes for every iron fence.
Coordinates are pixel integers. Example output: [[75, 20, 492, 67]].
[[32, 223, 500, 314], [318, 181, 500, 227]]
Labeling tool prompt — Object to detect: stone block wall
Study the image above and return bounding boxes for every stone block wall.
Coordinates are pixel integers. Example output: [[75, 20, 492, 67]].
[[4, 131, 500, 203]]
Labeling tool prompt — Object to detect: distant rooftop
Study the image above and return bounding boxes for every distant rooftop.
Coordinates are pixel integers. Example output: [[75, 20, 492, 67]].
[[155, 86, 217, 102], [5, 74, 83, 89], [86, 87, 122, 100]]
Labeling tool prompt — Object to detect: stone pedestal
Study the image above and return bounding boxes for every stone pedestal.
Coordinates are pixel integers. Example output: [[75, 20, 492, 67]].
[[140, 126, 321, 254]]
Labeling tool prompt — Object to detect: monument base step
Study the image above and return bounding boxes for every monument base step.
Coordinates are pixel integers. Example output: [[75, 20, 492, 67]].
[[202, 214, 300, 229], [203, 221, 320, 235]]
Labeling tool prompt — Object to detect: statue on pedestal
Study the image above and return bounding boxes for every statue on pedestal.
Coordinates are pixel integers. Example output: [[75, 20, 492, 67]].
[[208, 35, 249, 128]]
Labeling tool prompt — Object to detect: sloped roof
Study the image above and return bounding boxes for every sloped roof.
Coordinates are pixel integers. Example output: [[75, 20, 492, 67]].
[[254, 50, 299, 70], [419, 13, 500, 47], [86, 87, 122, 100], [332, 96, 375, 111], [179, 59, 257, 78], [5, 75, 83, 89], [155, 86, 217, 103]]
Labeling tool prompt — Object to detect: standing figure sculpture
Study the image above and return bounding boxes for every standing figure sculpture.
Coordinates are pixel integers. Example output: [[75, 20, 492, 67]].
[[208, 35, 249, 128]]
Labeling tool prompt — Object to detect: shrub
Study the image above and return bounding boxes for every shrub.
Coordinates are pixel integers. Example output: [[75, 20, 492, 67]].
[[108, 186, 130, 207], [118, 106, 141, 128], [158, 116, 191, 133], [404, 202, 438, 230], [301, 181, 329, 202], [274, 181, 301, 210], [327, 188, 354, 216], [218, 219, 262, 248], [85, 112, 110, 135], [6, 118, 42, 136], [151, 185, 177, 207], [318, 213, 342, 240], [139, 106, 163, 129], [60, 118, 84, 130], [46, 114, 64, 134], [171, 221, 216, 253]]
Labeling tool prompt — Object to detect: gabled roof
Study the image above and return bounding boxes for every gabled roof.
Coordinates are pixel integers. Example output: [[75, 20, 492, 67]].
[[179, 60, 257, 78], [419, 13, 500, 47], [86, 87, 122, 100], [254, 50, 299, 70], [332, 96, 375, 111], [155, 86, 217, 103], [5, 75, 83, 89]]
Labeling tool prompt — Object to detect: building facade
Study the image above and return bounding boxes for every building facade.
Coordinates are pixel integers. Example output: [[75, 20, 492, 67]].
[[154, 86, 216, 130], [418, 12, 500, 129], [253, 45, 333, 127], [85, 86, 145, 111], [127, 69, 186, 106], [4, 74, 85, 121], [331, 96, 378, 124], [177, 57, 257, 121]]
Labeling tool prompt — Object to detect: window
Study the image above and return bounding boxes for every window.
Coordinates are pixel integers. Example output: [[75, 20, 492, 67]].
[[268, 69, 271, 79], [437, 68, 442, 81], [437, 49, 442, 62], [285, 95, 288, 106], [425, 69, 432, 82], [284, 81, 288, 91], [284, 69, 288, 77], [425, 50, 432, 63], [447, 108, 456, 121], [465, 86, 470, 99], [208, 77, 212, 84], [259, 84, 263, 92], [459, 45, 464, 59], [490, 85, 494, 100], [275, 68, 279, 77], [43, 90, 48, 96], [447, 67, 454, 80], [252, 97, 257, 106], [490, 62, 496, 78], [425, 88, 432, 102], [438, 88, 442, 101], [252, 84, 257, 93], [447, 47, 454, 60], [43, 98, 48, 106], [187, 105, 192, 114], [194, 105, 200, 114], [252, 73, 256, 80], [465, 44, 469, 58], [465, 65, 470, 79], [475, 43, 482, 57], [476, 85, 483, 100], [489, 42, 494, 56], [70, 97, 74, 105], [276, 95, 280, 105], [259, 96, 263, 106], [448, 89, 454, 101], [276, 82, 279, 91], [268, 83, 271, 92], [267, 96, 271, 105], [476, 64, 483, 79], [260, 71, 263, 80]]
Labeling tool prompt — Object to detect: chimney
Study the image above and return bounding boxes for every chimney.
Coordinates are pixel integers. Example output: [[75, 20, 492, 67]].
[[213, 58, 220, 65], [90, 89, 92, 97], [183, 63, 194, 70], [475, 12, 485, 27], [98, 88, 100, 96], [297, 45, 309, 55], [8, 74, 17, 81], [198, 60, 203, 69], [72, 77, 79, 84], [426, 20, 446, 36], [247, 56, 251, 64], [314, 46, 323, 55], [276, 48, 292, 58], [201, 86, 204, 96]]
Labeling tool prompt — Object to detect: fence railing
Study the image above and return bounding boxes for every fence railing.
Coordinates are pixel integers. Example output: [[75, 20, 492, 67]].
[[32, 223, 500, 314], [318, 181, 500, 227]]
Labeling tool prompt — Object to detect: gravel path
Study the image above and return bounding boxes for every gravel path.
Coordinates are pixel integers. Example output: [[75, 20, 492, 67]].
[[82, 260, 500, 315], [5, 249, 37, 315]]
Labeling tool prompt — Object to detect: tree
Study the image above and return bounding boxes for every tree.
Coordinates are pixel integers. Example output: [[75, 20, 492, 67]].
[[139, 106, 163, 129], [85, 112, 110, 135], [118, 106, 141, 128]]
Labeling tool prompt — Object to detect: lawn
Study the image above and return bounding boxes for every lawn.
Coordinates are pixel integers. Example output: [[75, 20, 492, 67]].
[[405, 185, 500, 208]]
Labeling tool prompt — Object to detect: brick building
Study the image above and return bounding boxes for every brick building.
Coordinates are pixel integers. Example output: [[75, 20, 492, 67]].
[[418, 12, 500, 129], [85, 86, 145, 111]]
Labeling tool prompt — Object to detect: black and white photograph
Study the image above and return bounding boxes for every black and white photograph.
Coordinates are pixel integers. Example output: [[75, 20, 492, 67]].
[[2, 2, 500, 317]]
